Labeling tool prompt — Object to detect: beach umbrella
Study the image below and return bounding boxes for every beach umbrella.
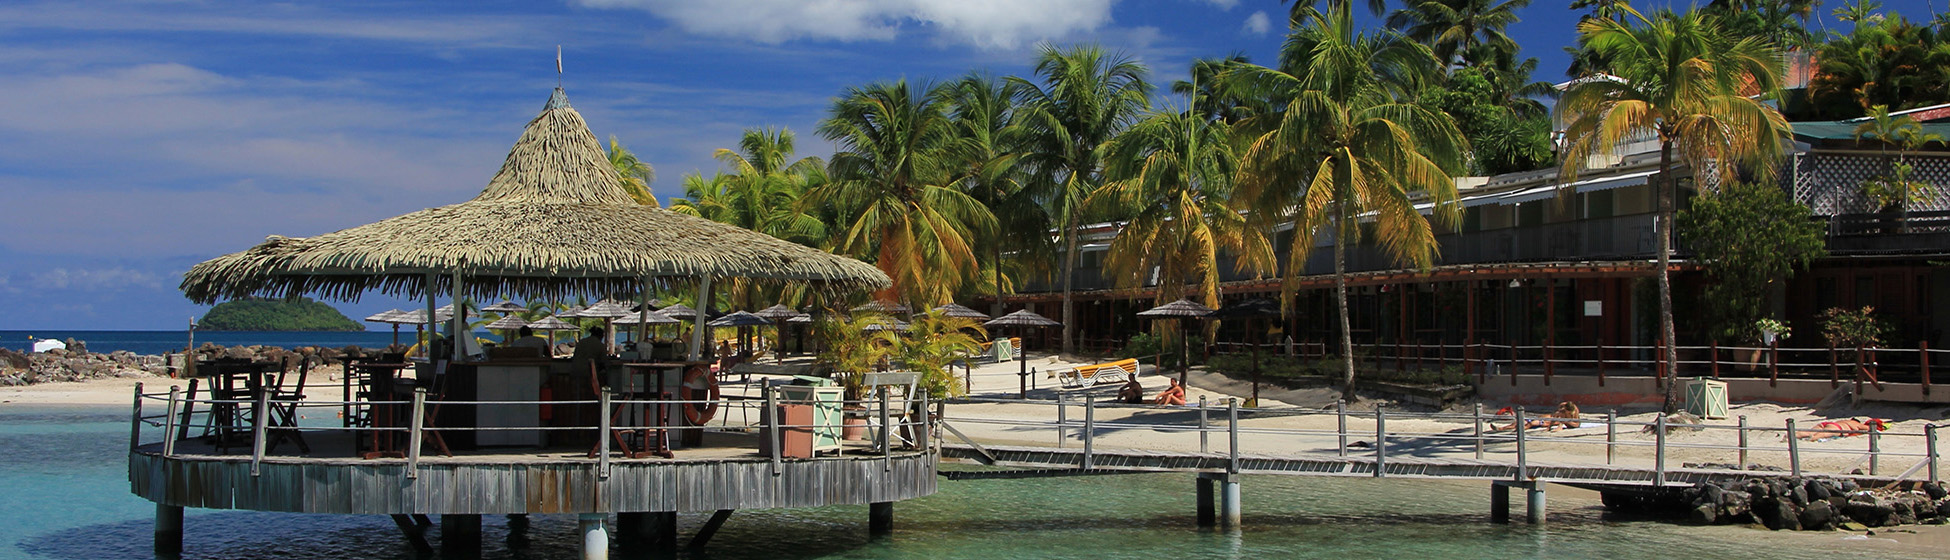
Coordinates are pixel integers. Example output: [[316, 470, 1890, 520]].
[[483, 314, 530, 343], [365, 309, 409, 346], [852, 300, 910, 316], [754, 304, 809, 361], [1212, 297, 1282, 405], [708, 311, 773, 356], [576, 300, 635, 353], [655, 303, 700, 319], [180, 87, 890, 366], [860, 317, 910, 332], [614, 308, 678, 343], [527, 315, 579, 347], [1137, 298, 1215, 387], [482, 300, 526, 314], [984, 309, 1062, 398], [931, 303, 990, 320]]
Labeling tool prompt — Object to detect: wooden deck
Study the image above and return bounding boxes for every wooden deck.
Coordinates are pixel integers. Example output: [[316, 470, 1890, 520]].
[[130, 430, 937, 515]]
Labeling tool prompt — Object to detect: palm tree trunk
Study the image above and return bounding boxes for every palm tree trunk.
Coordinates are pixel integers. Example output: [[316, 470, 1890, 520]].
[[1061, 215, 1080, 356], [1657, 139, 1679, 414], [994, 243, 1005, 316], [1335, 202, 1357, 402]]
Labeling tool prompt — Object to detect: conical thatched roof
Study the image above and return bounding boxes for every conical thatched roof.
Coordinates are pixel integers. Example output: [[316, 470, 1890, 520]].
[[365, 309, 407, 323], [615, 309, 679, 325], [579, 300, 633, 319], [984, 309, 1061, 328], [753, 304, 808, 320], [1211, 297, 1281, 319], [181, 88, 889, 304], [482, 300, 526, 313], [930, 303, 990, 320], [1136, 298, 1214, 319], [851, 300, 910, 315], [656, 303, 700, 319], [483, 315, 531, 330], [706, 311, 773, 327], [527, 316, 580, 331]]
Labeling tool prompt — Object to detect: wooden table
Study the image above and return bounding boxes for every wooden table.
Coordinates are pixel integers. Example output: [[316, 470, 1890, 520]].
[[197, 360, 275, 450], [352, 362, 413, 459], [604, 362, 707, 458]]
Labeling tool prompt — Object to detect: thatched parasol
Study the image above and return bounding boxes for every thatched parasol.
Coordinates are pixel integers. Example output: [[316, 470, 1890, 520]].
[[861, 318, 910, 332], [851, 300, 910, 316], [931, 303, 990, 320], [483, 314, 530, 343], [527, 315, 579, 346], [482, 300, 526, 314], [181, 87, 889, 363], [366, 309, 409, 346], [707, 311, 773, 356], [1138, 298, 1214, 387], [1211, 297, 1281, 404], [614, 309, 678, 325], [655, 303, 700, 319], [983, 309, 1061, 398], [753, 304, 810, 362]]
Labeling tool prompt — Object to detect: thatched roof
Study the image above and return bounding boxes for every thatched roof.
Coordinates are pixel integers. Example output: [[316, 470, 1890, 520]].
[[984, 309, 1060, 328], [753, 304, 808, 320], [656, 303, 700, 320], [615, 309, 679, 325], [1136, 298, 1214, 319], [181, 88, 889, 304], [930, 303, 989, 320], [483, 315, 531, 330], [706, 311, 773, 327], [851, 300, 910, 315], [527, 316, 580, 331], [365, 309, 407, 323], [482, 301, 526, 313]]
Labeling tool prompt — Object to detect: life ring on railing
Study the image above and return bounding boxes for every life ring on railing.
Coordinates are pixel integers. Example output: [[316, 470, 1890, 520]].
[[680, 364, 719, 425]]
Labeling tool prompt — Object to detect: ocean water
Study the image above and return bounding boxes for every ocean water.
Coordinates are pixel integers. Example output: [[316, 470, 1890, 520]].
[[0, 331, 452, 356], [0, 405, 1923, 560]]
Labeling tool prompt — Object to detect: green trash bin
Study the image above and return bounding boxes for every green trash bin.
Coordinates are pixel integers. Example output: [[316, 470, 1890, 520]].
[[1685, 378, 1729, 419]]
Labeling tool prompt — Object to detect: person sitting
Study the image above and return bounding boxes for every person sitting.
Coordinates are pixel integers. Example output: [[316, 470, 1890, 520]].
[[572, 326, 609, 364], [1491, 401, 1582, 432], [1118, 376, 1145, 404], [507, 326, 549, 352], [1152, 378, 1187, 406]]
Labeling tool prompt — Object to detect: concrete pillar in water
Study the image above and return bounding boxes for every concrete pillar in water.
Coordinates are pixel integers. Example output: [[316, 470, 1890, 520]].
[[1219, 474, 1241, 529], [506, 514, 530, 548], [578, 513, 609, 560], [869, 502, 894, 536], [155, 504, 183, 555], [440, 514, 481, 557], [1195, 476, 1216, 527], [1490, 482, 1511, 523], [1526, 484, 1547, 524]]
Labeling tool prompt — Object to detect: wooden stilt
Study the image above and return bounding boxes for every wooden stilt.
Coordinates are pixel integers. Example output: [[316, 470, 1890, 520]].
[[156, 504, 184, 555], [689, 509, 736, 550]]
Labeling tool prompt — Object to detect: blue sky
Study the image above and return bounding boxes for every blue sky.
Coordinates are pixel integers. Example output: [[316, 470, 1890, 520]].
[[0, 0, 1726, 330]]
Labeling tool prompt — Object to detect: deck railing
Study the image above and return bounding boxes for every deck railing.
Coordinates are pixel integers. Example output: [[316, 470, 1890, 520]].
[[938, 395, 1944, 485], [127, 381, 937, 479]]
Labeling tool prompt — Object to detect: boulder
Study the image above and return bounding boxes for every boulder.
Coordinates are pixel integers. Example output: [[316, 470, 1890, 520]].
[[1689, 503, 1719, 525], [1800, 500, 1837, 530], [1765, 497, 1803, 530], [1806, 479, 1832, 501], [1844, 496, 1897, 527], [1926, 482, 1948, 500]]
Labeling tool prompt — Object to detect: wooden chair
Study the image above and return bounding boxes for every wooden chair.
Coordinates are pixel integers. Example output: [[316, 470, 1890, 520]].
[[265, 357, 313, 454], [862, 372, 920, 451], [413, 360, 453, 457]]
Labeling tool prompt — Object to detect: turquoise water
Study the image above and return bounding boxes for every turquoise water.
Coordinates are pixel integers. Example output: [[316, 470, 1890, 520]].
[[0, 405, 1920, 559]]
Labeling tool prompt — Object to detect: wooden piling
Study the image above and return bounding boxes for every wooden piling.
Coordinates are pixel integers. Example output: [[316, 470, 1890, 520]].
[[1787, 418, 1802, 477], [155, 504, 182, 555], [441, 514, 482, 558], [869, 502, 894, 536]]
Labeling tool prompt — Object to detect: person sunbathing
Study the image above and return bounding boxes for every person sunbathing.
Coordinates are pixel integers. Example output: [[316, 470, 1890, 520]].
[[1795, 418, 1887, 440], [1118, 377, 1145, 404], [1152, 378, 1186, 406], [1491, 402, 1581, 432]]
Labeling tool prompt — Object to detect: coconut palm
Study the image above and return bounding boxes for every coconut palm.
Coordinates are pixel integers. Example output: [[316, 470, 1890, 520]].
[[901, 309, 989, 398], [1556, 6, 1794, 412], [1808, 11, 1950, 119], [1385, 0, 1534, 68], [811, 80, 997, 308], [1227, 1, 1466, 401], [1172, 54, 1266, 125], [1011, 45, 1152, 354], [670, 129, 831, 309], [605, 136, 658, 207], [1853, 105, 1947, 212], [1093, 108, 1273, 313], [940, 73, 1041, 314]]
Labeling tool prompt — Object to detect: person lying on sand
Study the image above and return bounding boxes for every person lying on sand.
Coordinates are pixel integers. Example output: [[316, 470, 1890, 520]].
[[1794, 418, 1887, 441], [1490, 402, 1581, 432]]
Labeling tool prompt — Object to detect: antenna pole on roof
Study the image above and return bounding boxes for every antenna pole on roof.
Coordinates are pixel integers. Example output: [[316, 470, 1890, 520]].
[[556, 45, 563, 88]]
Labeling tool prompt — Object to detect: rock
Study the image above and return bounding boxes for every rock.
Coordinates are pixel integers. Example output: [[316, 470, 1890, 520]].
[[1926, 482, 1948, 500], [1844, 496, 1897, 527], [1937, 497, 1950, 519], [1757, 496, 1802, 530], [1720, 492, 1752, 521], [1807, 479, 1833, 501], [1789, 483, 1809, 507], [1690, 503, 1719, 525], [1801, 500, 1837, 530], [1841, 480, 1860, 493], [1840, 521, 1870, 531]]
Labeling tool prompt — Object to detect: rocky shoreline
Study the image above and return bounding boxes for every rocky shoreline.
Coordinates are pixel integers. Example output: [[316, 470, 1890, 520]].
[[1607, 474, 1950, 532], [0, 340, 400, 387]]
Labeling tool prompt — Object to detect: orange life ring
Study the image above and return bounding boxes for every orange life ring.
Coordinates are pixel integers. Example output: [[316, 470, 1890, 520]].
[[680, 364, 720, 425]]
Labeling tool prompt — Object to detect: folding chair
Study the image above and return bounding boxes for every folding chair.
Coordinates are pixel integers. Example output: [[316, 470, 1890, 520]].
[[862, 372, 920, 451]]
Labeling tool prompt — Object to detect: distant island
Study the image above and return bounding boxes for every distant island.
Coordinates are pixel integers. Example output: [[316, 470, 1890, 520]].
[[198, 297, 364, 331]]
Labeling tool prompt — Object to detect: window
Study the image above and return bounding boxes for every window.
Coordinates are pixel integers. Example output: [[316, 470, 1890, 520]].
[[1586, 189, 1616, 219]]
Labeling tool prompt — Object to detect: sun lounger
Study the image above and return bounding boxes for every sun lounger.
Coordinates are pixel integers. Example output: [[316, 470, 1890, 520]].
[[1052, 358, 1140, 388]]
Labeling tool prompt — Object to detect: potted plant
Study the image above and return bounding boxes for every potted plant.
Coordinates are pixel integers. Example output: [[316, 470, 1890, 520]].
[[813, 313, 899, 440], [1853, 105, 1945, 232]]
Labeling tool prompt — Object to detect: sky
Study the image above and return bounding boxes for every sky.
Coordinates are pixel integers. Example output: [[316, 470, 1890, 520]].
[[0, 0, 1849, 331]]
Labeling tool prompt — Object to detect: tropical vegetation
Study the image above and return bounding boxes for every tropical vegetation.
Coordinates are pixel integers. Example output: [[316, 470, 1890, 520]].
[[199, 297, 363, 331]]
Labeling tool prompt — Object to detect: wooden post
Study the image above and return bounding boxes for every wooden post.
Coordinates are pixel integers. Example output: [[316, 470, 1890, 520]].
[[1928, 424, 1940, 485], [1514, 408, 1527, 480], [155, 504, 183, 555], [1606, 410, 1617, 465], [1227, 398, 1240, 475], [1787, 418, 1802, 477], [1397, 286, 1407, 373], [163, 387, 180, 458], [1374, 406, 1387, 478], [597, 390, 611, 479], [1710, 340, 1719, 379], [1737, 415, 1749, 468], [878, 390, 891, 458], [1924, 341, 1933, 396], [250, 384, 268, 476], [1473, 402, 1485, 460], [130, 383, 144, 453], [1654, 413, 1667, 487], [407, 388, 425, 478], [1509, 343, 1518, 387], [1055, 393, 1067, 448], [1198, 395, 1209, 454], [1869, 426, 1881, 476], [1336, 399, 1348, 457], [1466, 281, 1476, 378], [1597, 337, 1607, 387], [1082, 394, 1095, 470], [765, 384, 781, 476], [1769, 339, 1780, 387]]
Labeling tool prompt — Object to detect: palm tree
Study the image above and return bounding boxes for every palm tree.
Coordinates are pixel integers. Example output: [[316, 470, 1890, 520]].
[[1093, 108, 1273, 314], [1227, 1, 1467, 401], [1011, 45, 1152, 355], [1385, 0, 1535, 67], [1172, 54, 1266, 124], [1809, 11, 1950, 119], [811, 80, 998, 307], [940, 73, 1039, 314], [606, 136, 658, 206], [1556, 6, 1794, 412], [902, 309, 989, 398], [1853, 105, 1947, 212]]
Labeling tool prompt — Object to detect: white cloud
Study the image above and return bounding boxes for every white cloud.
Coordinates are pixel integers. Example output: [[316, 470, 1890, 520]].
[[30, 267, 163, 292], [0, 2, 539, 47], [573, 0, 1117, 49], [1203, 0, 1240, 10], [1242, 11, 1271, 35]]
